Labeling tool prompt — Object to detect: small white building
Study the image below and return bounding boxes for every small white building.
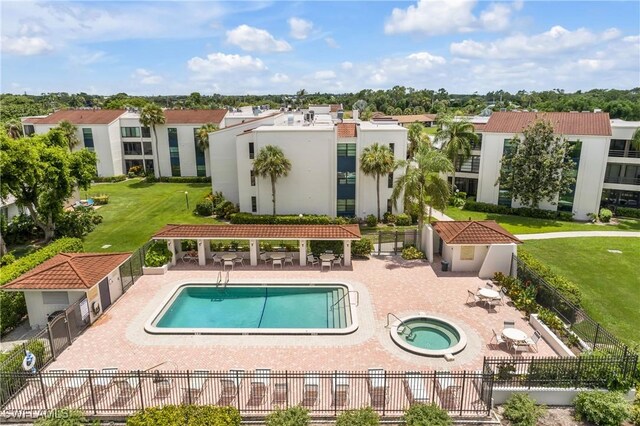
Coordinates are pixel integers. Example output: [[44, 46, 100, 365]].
[[3, 252, 131, 329], [1, 195, 24, 222]]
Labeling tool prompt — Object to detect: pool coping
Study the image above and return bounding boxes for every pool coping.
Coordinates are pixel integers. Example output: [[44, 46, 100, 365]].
[[389, 313, 468, 357], [144, 279, 359, 335]]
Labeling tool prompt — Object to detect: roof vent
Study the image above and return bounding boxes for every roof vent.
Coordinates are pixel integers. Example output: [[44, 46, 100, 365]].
[[594, 108, 602, 113]]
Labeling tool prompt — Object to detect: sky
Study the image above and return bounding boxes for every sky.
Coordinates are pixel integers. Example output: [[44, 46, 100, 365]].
[[1, 0, 639, 96]]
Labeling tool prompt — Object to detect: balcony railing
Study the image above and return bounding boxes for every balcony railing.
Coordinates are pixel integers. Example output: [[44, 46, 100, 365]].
[[608, 149, 640, 158], [603, 176, 640, 185]]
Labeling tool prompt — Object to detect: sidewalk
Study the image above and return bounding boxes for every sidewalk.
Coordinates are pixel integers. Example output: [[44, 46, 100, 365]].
[[516, 231, 640, 240]]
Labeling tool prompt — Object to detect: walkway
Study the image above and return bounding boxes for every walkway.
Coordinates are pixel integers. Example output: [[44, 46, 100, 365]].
[[516, 231, 640, 240]]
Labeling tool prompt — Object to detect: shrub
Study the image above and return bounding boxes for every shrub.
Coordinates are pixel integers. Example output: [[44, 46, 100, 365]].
[[616, 207, 640, 219], [396, 213, 412, 226], [231, 213, 339, 225], [366, 214, 378, 227], [1, 253, 16, 266], [403, 403, 452, 426], [128, 165, 144, 177], [265, 406, 310, 426], [1, 339, 47, 406], [463, 200, 574, 221], [145, 176, 211, 183], [383, 211, 396, 224], [127, 405, 241, 426], [194, 200, 213, 217], [34, 408, 87, 425], [502, 393, 546, 426], [55, 206, 103, 239], [630, 394, 640, 426], [310, 240, 343, 255], [2, 213, 41, 245], [144, 241, 172, 267], [536, 308, 565, 334], [574, 391, 630, 426], [599, 208, 613, 223], [402, 246, 425, 260], [336, 407, 380, 426], [91, 194, 109, 205], [93, 174, 126, 183], [517, 250, 582, 306], [352, 238, 373, 257]]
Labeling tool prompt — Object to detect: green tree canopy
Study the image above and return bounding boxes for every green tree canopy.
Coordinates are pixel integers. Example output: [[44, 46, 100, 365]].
[[196, 123, 218, 151], [54, 119, 80, 150], [434, 115, 478, 192], [407, 122, 431, 159], [253, 145, 292, 215], [4, 119, 23, 139], [497, 119, 576, 209], [0, 130, 97, 242], [360, 143, 397, 221], [139, 103, 166, 177]]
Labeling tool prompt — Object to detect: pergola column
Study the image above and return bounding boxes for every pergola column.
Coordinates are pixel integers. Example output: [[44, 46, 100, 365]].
[[299, 240, 307, 266], [204, 239, 211, 260], [197, 239, 206, 266], [343, 240, 351, 266], [249, 239, 259, 266], [167, 240, 176, 266]]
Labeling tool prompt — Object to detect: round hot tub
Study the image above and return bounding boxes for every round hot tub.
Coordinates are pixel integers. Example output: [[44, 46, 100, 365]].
[[390, 315, 467, 357]]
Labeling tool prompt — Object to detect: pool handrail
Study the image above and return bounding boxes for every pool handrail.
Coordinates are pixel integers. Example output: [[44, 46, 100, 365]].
[[386, 313, 414, 337], [330, 290, 359, 310]]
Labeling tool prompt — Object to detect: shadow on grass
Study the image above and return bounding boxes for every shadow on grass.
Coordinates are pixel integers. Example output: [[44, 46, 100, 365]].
[[127, 180, 211, 190], [483, 213, 568, 230]]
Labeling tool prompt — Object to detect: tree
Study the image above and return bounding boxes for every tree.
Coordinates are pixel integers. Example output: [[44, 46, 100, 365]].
[[631, 128, 640, 150], [497, 119, 576, 209], [391, 145, 452, 229], [0, 130, 97, 242], [352, 99, 367, 114], [55, 119, 80, 150], [4, 120, 23, 139], [360, 143, 397, 221], [139, 103, 166, 177], [196, 123, 218, 151], [407, 122, 430, 159], [253, 145, 292, 215], [296, 89, 307, 109], [434, 116, 478, 192]]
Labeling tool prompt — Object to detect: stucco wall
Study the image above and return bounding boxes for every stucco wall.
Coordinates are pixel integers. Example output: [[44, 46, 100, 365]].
[[24, 290, 85, 329], [449, 244, 489, 272], [478, 244, 516, 278]]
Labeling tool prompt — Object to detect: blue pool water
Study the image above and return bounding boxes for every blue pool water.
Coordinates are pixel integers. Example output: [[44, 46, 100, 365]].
[[154, 285, 350, 329]]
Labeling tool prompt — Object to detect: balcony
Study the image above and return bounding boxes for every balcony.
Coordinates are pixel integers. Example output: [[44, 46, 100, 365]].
[[603, 176, 640, 185], [608, 149, 640, 158]]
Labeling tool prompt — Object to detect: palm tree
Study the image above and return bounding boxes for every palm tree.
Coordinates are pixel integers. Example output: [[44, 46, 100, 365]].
[[631, 128, 640, 151], [434, 115, 478, 192], [139, 103, 166, 177], [360, 143, 397, 221], [55, 119, 79, 150], [407, 122, 430, 159], [196, 123, 218, 151], [253, 145, 292, 215], [4, 120, 23, 139], [296, 89, 307, 109], [391, 145, 453, 229]]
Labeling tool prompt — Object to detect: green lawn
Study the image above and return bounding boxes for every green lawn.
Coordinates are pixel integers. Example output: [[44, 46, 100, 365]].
[[522, 237, 640, 348], [445, 207, 640, 235], [83, 179, 216, 252]]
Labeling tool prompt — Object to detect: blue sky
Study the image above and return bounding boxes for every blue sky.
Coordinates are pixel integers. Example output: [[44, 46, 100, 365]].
[[1, 0, 639, 95]]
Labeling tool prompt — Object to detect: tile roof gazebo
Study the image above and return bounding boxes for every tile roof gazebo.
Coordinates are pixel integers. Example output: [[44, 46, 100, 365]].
[[152, 224, 362, 267]]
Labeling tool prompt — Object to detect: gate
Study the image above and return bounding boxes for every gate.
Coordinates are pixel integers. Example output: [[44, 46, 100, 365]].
[[64, 297, 90, 341], [48, 314, 71, 358], [98, 277, 111, 310], [375, 230, 418, 255]]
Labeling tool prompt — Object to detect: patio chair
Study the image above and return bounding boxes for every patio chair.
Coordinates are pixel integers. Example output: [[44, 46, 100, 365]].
[[332, 373, 349, 407], [512, 341, 531, 356], [218, 369, 244, 405], [332, 256, 342, 268], [247, 369, 270, 406], [486, 282, 494, 289], [503, 320, 515, 329], [94, 367, 118, 391], [284, 254, 294, 266], [112, 374, 140, 407], [272, 258, 283, 269], [58, 369, 94, 406], [525, 331, 542, 352], [307, 254, 319, 267], [260, 253, 273, 265], [466, 290, 480, 306], [153, 372, 173, 399], [182, 370, 209, 404], [404, 372, 429, 405], [321, 259, 331, 271], [223, 259, 234, 271], [233, 256, 244, 268], [301, 374, 319, 407], [212, 253, 222, 268], [490, 329, 506, 349], [367, 368, 387, 409]]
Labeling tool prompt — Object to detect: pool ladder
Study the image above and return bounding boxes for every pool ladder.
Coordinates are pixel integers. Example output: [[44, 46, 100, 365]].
[[212, 271, 230, 301], [386, 313, 415, 340]]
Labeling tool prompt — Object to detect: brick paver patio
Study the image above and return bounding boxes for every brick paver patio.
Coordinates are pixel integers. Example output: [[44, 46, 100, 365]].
[[49, 256, 557, 372]]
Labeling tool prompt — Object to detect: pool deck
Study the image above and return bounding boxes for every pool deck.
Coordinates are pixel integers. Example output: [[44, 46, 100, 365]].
[[49, 256, 558, 372]]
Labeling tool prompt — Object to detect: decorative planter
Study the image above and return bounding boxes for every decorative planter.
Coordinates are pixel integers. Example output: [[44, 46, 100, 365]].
[[530, 314, 575, 357], [143, 264, 169, 275]]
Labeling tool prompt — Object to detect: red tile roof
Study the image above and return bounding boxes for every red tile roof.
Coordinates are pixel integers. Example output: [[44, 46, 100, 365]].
[[163, 109, 227, 124], [330, 104, 343, 113], [472, 123, 486, 132], [337, 123, 357, 138], [153, 224, 361, 240], [483, 112, 611, 136], [23, 109, 126, 125], [391, 114, 437, 124], [4, 252, 132, 291], [432, 221, 521, 245]]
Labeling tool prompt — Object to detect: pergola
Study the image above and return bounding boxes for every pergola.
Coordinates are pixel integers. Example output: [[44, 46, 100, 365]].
[[152, 224, 362, 267]]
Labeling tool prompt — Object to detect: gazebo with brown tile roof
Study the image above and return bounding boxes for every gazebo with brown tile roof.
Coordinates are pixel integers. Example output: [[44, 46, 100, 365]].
[[152, 224, 362, 267], [4, 252, 131, 329], [431, 221, 521, 277]]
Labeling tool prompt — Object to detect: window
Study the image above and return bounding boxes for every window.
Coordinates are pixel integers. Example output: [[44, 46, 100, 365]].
[[498, 139, 516, 207], [460, 246, 475, 261], [82, 128, 94, 151], [388, 172, 394, 188], [125, 159, 143, 172], [141, 127, 151, 138], [389, 143, 395, 154], [336, 198, 356, 217], [123, 142, 142, 155], [42, 292, 69, 305], [193, 128, 206, 177], [337, 143, 357, 157], [558, 141, 582, 212], [470, 134, 482, 150], [144, 160, 154, 172], [387, 199, 392, 214], [250, 170, 256, 186], [251, 196, 257, 213], [608, 139, 626, 157], [455, 156, 481, 173], [121, 127, 140, 138], [337, 172, 356, 185], [168, 128, 181, 176], [249, 142, 255, 159], [143, 142, 153, 155], [24, 124, 35, 136]]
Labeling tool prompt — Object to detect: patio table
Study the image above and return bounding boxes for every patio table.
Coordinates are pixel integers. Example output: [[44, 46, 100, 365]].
[[221, 254, 238, 261], [270, 253, 286, 261], [182, 252, 198, 264], [502, 328, 528, 343], [477, 288, 500, 300], [319, 254, 335, 262]]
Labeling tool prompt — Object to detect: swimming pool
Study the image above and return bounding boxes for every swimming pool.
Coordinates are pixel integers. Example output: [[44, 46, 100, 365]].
[[145, 282, 358, 335], [390, 314, 467, 357]]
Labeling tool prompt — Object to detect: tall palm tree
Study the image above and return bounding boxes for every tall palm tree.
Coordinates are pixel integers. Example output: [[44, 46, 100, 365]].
[[253, 145, 292, 215], [434, 116, 478, 192], [631, 128, 640, 151], [296, 89, 307, 109], [196, 123, 218, 151], [139, 103, 166, 177], [407, 122, 430, 159], [391, 145, 453, 229], [55, 119, 79, 150], [360, 143, 397, 221], [4, 120, 23, 139]]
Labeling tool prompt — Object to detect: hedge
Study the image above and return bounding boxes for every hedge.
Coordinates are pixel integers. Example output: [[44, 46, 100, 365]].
[[0, 238, 83, 334], [517, 250, 582, 306], [616, 207, 640, 219], [145, 176, 211, 184], [0, 339, 47, 406], [463, 200, 574, 221], [127, 405, 241, 426], [93, 174, 126, 183], [230, 212, 357, 225]]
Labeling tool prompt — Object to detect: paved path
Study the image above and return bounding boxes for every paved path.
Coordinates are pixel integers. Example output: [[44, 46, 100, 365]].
[[516, 231, 640, 240], [430, 208, 453, 221]]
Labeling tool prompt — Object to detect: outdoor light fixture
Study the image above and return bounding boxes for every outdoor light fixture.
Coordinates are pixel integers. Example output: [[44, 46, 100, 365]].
[[185, 191, 189, 210]]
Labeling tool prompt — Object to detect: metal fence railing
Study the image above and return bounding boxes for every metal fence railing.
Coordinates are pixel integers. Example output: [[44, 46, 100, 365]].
[[120, 241, 151, 293], [0, 369, 492, 419], [374, 230, 418, 255]]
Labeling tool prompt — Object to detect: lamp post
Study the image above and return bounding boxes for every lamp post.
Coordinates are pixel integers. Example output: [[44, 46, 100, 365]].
[[185, 191, 189, 210]]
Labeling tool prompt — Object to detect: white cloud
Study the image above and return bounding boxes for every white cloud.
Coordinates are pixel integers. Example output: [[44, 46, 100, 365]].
[[187, 52, 267, 80], [133, 68, 163, 85], [226, 25, 292, 52], [288, 17, 313, 40], [325, 37, 339, 48], [271, 73, 290, 83], [384, 0, 521, 35], [1, 36, 53, 55], [450, 26, 622, 59], [341, 61, 353, 70], [314, 70, 337, 80]]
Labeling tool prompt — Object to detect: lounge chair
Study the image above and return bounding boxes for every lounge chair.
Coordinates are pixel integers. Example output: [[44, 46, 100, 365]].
[[490, 329, 506, 349], [404, 372, 429, 405], [152, 372, 173, 399], [57, 369, 93, 407], [332, 373, 349, 407], [466, 290, 480, 306], [272, 383, 288, 406], [525, 331, 541, 352], [435, 372, 461, 410], [247, 369, 270, 406], [218, 369, 244, 405], [307, 254, 319, 267], [367, 368, 387, 409], [112, 374, 140, 407], [182, 370, 209, 404], [301, 374, 319, 407]]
